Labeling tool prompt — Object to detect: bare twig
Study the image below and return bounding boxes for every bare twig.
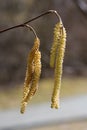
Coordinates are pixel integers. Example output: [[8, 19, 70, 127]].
[[0, 10, 61, 34]]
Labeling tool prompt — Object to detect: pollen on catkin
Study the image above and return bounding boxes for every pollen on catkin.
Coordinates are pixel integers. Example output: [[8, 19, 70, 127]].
[[20, 37, 41, 114], [51, 23, 66, 109], [50, 22, 63, 68], [24, 51, 41, 103]]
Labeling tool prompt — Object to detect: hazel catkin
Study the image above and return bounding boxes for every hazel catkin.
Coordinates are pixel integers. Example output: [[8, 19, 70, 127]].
[[20, 37, 41, 114], [51, 23, 66, 109], [50, 22, 63, 68], [24, 51, 41, 103]]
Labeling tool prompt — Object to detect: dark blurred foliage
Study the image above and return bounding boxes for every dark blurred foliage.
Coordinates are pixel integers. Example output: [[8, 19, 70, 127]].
[[0, 0, 87, 86]]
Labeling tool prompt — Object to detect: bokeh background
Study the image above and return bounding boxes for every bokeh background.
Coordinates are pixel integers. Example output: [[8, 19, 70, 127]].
[[0, 0, 87, 130], [0, 0, 87, 85]]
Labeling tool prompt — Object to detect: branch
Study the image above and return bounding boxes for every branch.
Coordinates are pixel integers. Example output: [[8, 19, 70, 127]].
[[0, 10, 61, 34]]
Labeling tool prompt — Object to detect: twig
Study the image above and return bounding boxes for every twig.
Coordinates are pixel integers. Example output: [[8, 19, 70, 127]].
[[0, 10, 61, 34]]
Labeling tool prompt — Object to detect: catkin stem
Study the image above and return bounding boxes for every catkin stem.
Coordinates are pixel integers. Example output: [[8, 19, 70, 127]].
[[24, 24, 37, 38]]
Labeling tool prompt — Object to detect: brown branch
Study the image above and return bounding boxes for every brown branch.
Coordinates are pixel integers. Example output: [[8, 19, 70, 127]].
[[0, 10, 61, 34]]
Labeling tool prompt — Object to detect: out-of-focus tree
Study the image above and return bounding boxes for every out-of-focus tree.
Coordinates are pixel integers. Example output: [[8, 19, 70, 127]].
[[73, 0, 87, 16]]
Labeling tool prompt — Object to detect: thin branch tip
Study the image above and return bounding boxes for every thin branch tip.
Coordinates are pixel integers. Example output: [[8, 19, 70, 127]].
[[46, 10, 62, 23], [24, 24, 37, 38], [0, 9, 62, 34]]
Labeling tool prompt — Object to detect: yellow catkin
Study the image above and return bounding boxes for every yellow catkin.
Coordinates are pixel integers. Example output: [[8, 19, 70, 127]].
[[51, 24, 66, 109], [24, 51, 41, 103], [20, 51, 34, 114], [50, 22, 62, 68], [20, 37, 41, 114]]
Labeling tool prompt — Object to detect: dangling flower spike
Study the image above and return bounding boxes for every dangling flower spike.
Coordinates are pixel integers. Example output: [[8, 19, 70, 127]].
[[20, 37, 41, 113], [50, 20, 66, 109], [50, 22, 63, 68]]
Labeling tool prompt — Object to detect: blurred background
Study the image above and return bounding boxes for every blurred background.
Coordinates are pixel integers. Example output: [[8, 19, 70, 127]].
[[0, 0, 87, 130]]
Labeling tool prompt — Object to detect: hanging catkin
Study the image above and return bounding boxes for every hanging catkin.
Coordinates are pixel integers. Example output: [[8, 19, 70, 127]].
[[20, 37, 41, 113], [24, 51, 41, 103], [50, 22, 62, 68], [51, 23, 66, 109]]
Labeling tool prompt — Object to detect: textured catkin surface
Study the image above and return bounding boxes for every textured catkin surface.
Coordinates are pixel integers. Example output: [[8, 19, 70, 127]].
[[50, 22, 63, 68], [25, 51, 41, 102], [51, 23, 66, 109], [21, 37, 41, 113]]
